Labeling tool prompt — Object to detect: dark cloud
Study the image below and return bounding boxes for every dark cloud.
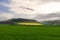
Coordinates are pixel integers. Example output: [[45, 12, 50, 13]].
[[35, 11, 60, 22], [20, 6, 34, 11], [36, 12, 60, 19]]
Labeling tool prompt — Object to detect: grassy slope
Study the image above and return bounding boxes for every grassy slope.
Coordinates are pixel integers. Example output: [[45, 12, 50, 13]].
[[0, 24, 60, 40]]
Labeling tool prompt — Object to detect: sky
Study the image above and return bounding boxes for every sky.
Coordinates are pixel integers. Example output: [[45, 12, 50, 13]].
[[0, 0, 60, 21]]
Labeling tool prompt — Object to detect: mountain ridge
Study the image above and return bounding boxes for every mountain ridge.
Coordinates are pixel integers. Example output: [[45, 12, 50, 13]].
[[0, 18, 38, 24]]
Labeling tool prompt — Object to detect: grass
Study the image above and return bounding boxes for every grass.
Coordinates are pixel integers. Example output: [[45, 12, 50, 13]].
[[0, 24, 60, 40]]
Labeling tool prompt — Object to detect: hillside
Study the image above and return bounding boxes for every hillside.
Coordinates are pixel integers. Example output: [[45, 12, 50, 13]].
[[43, 20, 60, 25], [0, 18, 38, 24]]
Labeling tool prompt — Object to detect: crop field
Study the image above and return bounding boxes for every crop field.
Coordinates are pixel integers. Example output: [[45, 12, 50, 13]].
[[0, 24, 60, 40]]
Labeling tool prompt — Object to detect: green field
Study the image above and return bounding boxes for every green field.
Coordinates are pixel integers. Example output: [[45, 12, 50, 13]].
[[0, 24, 60, 40]]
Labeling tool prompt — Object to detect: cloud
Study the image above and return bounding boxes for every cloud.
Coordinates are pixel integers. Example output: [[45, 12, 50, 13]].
[[4, 0, 42, 19], [0, 4, 11, 13], [0, 0, 10, 3], [0, 0, 9, 2], [35, 12, 60, 22], [0, 13, 14, 21], [9, 0, 60, 14], [14, 13, 36, 19], [42, 0, 60, 2], [34, 2, 60, 14], [9, 0, 41, 14], [0, 0, 60, 21]]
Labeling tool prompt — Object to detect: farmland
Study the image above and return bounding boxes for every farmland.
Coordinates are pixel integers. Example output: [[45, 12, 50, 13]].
[[0, 24, 60, 40]]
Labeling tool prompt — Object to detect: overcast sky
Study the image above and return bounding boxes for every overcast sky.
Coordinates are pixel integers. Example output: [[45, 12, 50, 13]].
[[0, 0, 60, 21]]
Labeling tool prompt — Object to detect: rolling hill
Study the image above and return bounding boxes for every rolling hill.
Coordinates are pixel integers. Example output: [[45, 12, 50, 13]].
[[42, 20, 60, 25], [0, 18, 39, 24]]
